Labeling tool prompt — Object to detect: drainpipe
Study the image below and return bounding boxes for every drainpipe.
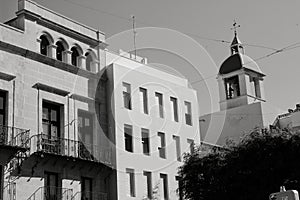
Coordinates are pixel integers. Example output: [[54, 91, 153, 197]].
[[67, 95, 70, 155], [12, 80, 15, 140]]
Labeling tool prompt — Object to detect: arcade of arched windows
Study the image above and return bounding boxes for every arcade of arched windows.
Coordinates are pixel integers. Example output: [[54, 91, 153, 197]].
[[38, 32, 98, 72]]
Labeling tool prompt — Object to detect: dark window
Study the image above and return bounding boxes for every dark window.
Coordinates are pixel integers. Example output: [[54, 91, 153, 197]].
[[124, 124, 133, 152], [170, 97, 178, 122], [176, 176, 183, 200], [142, 128, 150, 155], [81, 177, 93, 200], [160, 173, 169, 200], [78, 110, 93, 144], [78, 110, 93, 159], [56, 41, 65, 61], [173, 135, 181, 162], [126, 168, 135, 197], [144, 171, 152, 199], [44, 172, 59, 200], [40, 35, 49, 56], [42, 102, 60, 139], [71, 47, 80, 66], [0, 91, 7, 146], [155, 92, 164, 118], [0, 91, 6, 126], [225, 75, 240, 99], [184, 101, 192, 126], [140, 88, 148, 114], [85, 52, 92, 71], [158, 132, 166, 159], [42, 102, 61, 154], [123, 82, 132, 110]]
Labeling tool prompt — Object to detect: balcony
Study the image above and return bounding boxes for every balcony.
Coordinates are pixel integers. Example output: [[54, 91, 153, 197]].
[[0, 125, 30, 165], [3, 181, 16, 200], [12, 134, 113, 180], [71, 191, 108, 200], [31, 134, 112, 164], [27, 186, 73, 200]]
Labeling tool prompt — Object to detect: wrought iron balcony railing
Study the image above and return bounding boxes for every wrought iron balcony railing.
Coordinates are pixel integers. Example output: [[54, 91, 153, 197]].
[[0, 125, 30, 148], [71, 191, 108, 200], [3, 181, 16, 200], [28, 134, 112, 165], [27, 186, 73, 200]]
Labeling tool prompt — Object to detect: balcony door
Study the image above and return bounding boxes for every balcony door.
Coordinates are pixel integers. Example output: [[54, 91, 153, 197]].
[[78, 110, 93, 160], [0, 91, 6, 144], [42, 102, 61, 154], [44, 172, 59, 200], [81, 177, 92, 200]]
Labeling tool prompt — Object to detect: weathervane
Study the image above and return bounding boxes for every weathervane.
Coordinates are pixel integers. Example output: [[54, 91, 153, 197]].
[[231, 20, 240, 36]]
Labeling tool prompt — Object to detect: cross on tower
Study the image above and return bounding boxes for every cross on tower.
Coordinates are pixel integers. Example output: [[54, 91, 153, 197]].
[[230, 20, 240, 36]]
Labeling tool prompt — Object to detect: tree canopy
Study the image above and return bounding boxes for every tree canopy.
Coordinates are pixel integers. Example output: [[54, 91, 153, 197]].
[[178, 129, 300, 200]]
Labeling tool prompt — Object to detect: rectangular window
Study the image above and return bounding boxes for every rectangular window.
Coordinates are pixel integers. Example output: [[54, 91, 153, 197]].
[[78, 110, 93, 144], [170, 97, 178, 122], [42, 102, 61, 139], [187, 139, 195, 154], [123, 82, 132, 110], [142, 128, 150, 155], [184, 101, 192, 126], [173, 135, 181, 162], [44, 172, 59, 200], [0, 91, 7, 126], [140, 87, 148, 114], [176, 176, 183, 200], [143, 171, 152, 199], [42, 101, 61, 154], [126, 168, 136, 197], [124, 124, 133, 152], [158, 132, 166, 159], [155, 92, 164, 118], [160, 173, 169, 200], [78, 110, 94, 159], [81, 177, 92, 200], [0, 91, 7, 147]]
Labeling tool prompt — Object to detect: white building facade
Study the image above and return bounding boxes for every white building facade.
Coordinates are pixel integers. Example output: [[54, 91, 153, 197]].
[[0, 1, 200, 199]]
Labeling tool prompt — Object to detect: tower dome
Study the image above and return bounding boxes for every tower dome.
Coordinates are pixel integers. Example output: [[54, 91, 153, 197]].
[[219, 53, 265, 76]]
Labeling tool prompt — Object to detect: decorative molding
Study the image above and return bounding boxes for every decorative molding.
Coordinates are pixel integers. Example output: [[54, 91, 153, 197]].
[[70, 93, 101, 104], [0, 71, 16, 81], [32, 82, 70, 96]]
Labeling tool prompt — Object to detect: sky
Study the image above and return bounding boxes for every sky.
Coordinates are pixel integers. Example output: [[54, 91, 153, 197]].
[[1, 0, 300, 116]]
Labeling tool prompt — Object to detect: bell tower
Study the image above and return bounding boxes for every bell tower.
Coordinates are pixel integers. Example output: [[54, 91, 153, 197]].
[[218, 22, 265, 111]]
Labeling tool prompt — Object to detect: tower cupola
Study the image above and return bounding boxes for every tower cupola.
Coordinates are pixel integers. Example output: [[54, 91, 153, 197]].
[[218, 22, 265, 111]]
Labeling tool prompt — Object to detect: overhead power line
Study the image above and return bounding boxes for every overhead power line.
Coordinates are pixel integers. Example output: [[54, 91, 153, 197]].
[[47, 0, 300, 85], [57, 0, 277, 51], [191, 41, 300, 85]]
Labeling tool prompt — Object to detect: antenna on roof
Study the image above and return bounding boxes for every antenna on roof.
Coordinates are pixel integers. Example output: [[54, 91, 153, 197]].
[[131, 15, 137, 59]]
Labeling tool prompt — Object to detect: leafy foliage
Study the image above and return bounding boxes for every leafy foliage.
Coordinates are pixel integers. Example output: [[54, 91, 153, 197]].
[[178, 130, 300, 200]]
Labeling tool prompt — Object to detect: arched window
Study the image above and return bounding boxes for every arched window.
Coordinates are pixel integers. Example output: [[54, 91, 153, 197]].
[[85, 52, 92, 71], [71, 47, 80, 66], [40, 35, 49, 56], [56, 41, 65, 61]]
